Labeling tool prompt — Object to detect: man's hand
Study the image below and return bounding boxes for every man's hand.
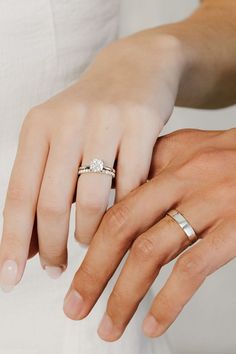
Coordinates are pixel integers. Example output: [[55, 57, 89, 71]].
[[63, 128, 236, 341]]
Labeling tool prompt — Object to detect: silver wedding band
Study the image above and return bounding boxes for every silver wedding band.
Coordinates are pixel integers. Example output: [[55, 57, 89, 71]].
[[78, 158, 116, 178], [167, 209, 198, 244]]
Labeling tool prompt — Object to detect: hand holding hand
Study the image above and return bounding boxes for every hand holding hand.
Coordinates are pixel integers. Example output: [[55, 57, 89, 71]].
[[63, 128, 236, 341], [0, 32, 184, 288]]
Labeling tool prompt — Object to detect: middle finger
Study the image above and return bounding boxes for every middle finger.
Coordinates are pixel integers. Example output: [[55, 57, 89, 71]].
[[63, 172, 184, 319], [97, 199, 218, 341]]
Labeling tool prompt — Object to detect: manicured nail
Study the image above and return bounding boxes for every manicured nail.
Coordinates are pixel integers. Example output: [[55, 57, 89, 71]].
[[44, 266, 64, 279], [143, 315, 160, 337], [74, 231, 89, 249], [75, 240, 89, 250], [63, 289, 84, 319], [98, 313, 122, 340], [0, 260, 18, 292]]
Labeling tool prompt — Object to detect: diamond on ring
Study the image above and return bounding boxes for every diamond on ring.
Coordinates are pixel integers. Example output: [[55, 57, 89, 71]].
[[90, 158, 104, 173], [78, 158, 116, 178]]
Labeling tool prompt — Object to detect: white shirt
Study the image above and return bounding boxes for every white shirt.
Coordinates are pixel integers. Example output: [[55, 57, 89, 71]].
[[0, 1, 172, 353]]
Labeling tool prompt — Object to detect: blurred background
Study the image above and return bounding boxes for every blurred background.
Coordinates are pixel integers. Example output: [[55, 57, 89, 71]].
[[119, 1, 236, 353]]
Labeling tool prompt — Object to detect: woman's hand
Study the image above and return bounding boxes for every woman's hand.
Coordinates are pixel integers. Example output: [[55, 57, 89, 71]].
[[0, 32, 185, 289], [63, 128, 236, 341]]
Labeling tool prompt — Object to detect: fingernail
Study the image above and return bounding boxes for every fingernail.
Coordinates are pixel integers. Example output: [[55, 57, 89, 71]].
[[74, 231, 89, 249], [75, 240, 89, 250], [44, 266, 64, 279], [63, 289, 84, 319], [0, 260, 18, 293], [143, 315, 160, 337], [98, 313, 122, 340]]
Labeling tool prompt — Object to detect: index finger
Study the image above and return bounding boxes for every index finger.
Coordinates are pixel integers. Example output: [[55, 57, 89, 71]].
[[63, 172, 184, 320], [0, 111, 49, 291]]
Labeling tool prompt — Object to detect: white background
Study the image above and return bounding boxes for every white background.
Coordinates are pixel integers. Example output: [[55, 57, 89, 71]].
[[120, 1, 236, 353]]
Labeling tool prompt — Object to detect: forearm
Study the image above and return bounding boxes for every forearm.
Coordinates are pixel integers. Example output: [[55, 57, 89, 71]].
[[118, 0, 236, 109], [160, 0, 236, 108], [158, 0, 236, 108]]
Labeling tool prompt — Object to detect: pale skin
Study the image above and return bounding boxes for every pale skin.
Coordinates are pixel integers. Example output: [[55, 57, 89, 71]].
[[0, 0, 235, 338]]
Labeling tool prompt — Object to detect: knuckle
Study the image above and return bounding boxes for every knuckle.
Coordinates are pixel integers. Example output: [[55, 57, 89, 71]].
[[156, 293, 170, 312], [6, 185, 30, 206], [131, 236, 154, 261], [78, 193, 106, 214], [109, 288, 126, 312], [27, 104, 52, 119], [153, 129, 193, 167], [193, 150, 220, 165], [19, 105, 48, 142], [103, 203, 130, 235], [26, 106, 42, 119], [157, 292, 182, 315], [173, 150, 216, 177], [208, 234, 227, 252], [177, 149, 226, 177], [77, 263, 99, 290], [23, 105, 45, 127], [154, 134, 175, 159], [1, 231, 25, 253], [74, 262, 106, 300], [37, 198, 68, 218], [175, 252, 208, 278]]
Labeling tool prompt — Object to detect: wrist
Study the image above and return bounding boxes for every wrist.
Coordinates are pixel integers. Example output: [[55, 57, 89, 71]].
[[120, 28, 188, 81], [152, 24, 204, 107], [126, 28, 193, 108], [103, 29, 188, 103]]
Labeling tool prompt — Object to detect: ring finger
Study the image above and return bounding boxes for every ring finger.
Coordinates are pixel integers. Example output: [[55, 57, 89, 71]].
[[75, 113, 121, 244], [97, 201, 216, 341], [143, 217, 236, 337]]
